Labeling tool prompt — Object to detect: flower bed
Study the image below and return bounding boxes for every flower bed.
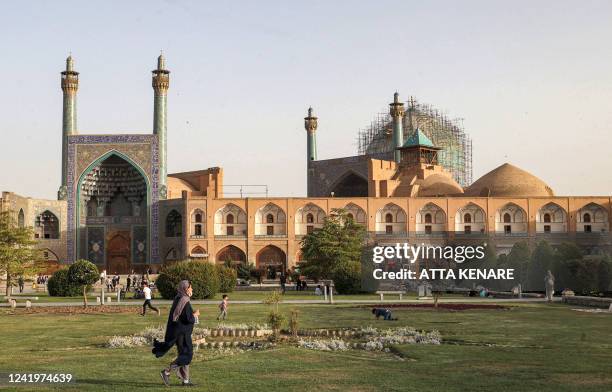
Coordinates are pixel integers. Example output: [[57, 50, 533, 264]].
[[296, 326, 441, 352]]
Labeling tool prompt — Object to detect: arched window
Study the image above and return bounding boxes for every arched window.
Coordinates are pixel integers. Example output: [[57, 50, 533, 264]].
[[190, 246, 206, 259], [195, 213, 202, 223], [266, 213, 274, 224], [194, 225, 202, 236], [583, 213, 591, 223], [165, 210, 183, 237], [463, 213, 471, 223], [385, 213, 393, 223], [503, 213, 511, 223], [227, 214, 235, 224], [347, 213, 354, 221], [306, 213, 314, 223], [87, 199, 98, 217], [216, 245, 246, 265], [35, 211, 60, 239], [18, 209, 25, 228], [543, 213, 551, 223], [424, 213, 432, 224]]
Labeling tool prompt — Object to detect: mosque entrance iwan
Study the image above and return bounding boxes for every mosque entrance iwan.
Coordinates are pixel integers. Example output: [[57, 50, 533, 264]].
[[107, 232, 130, 274]]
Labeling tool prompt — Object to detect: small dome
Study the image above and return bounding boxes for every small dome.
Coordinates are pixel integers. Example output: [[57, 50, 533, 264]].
[[465, 163, 554, 197], [418, 174, 464, 197]]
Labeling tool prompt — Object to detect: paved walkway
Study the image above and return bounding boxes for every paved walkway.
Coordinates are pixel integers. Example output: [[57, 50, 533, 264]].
[[1, 296, 562, 307]]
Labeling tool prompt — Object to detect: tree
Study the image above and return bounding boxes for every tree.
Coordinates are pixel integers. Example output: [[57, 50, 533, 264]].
[[236, 262, 255, 281], [0, 210, 41, 296], [263, 290, 284, 338], [299, 208, 366, 293], [553, 242, 584, 291], [597, 256, 611, 293], [527, 241, 556, 291], [506, 241, 530, 288], [68, 259, 99, 308]]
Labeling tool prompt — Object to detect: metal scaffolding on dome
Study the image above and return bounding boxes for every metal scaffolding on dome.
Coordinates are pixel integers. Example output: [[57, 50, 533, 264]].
[[357, 96, 473, 186]]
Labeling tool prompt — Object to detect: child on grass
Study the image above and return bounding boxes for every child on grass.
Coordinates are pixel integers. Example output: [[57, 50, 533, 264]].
[[217, 294, 229, 320]]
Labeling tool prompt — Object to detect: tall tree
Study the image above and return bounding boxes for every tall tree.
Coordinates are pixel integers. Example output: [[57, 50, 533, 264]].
[[527, 240, 556, 291], [0, 210, 41, 296], [506, 241, 531, 287], [299, 208, 366, 293]]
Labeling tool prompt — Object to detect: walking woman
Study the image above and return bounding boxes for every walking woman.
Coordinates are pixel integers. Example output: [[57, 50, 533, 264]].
[[152, 280, 200, 387]]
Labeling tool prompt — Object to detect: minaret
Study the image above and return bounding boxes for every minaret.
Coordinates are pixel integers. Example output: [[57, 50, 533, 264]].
[[304, 107, 318, 163], [58, 55, 79, 200], [389, 92, 405, 163], [152, 53, 170, 198]]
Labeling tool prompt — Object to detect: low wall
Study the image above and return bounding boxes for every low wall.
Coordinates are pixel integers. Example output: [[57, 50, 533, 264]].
[[563, 295, 612, 309]]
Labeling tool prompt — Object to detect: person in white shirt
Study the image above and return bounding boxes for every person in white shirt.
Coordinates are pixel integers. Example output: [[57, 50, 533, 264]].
[[141, 282, 160, 316]]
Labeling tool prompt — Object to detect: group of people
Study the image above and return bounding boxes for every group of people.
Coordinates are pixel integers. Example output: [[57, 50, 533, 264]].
[[103, 274, 121, 291], [98, 269, 151, 293], [295, 276, 308, 291], [126, 273, 149, 292], [36, 275, 49, 286]]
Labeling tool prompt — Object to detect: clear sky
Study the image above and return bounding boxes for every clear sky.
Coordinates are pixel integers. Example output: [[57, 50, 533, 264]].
[[1, 1, 611, 199]]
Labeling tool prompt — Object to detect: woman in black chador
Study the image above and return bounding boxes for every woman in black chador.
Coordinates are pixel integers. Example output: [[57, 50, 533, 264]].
[[153, 280, 200, 387]]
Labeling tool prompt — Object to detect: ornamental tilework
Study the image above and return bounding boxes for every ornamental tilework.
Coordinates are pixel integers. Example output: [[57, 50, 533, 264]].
[[66, 134, 160, 263]]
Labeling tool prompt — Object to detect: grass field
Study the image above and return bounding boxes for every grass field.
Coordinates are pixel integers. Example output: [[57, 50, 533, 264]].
[[0, 301, 611, 392]]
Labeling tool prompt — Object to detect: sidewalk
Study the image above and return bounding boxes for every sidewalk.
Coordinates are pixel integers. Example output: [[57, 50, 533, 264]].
[[1, 296, 561, 307]]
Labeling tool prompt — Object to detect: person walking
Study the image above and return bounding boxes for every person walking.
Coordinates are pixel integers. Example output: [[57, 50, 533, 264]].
[[141, 282, 160, 316], [153, 280, 199, 387], [217, 295, 229, 320], [280, 273, 287, 294], [126, 275, 132, 292]]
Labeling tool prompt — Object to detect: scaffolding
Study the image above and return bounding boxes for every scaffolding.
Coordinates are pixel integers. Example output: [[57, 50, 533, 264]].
[[357, 96, 473, 186]]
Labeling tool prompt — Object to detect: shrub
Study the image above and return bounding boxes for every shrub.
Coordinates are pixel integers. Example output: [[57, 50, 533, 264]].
[[267, 311, 285, 335], [68, 259, 99, 307], [332, 261, 362, 294], [47, 268, 82, 297], [156, 260, 220, 300], [216, 265, 237, 293], [237, 262, 255, 281]]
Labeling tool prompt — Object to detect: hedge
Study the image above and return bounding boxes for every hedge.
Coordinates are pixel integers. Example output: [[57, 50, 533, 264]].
[[216, 265, 237, 293], [156, 260, 220, 300], [47, 268, 82, 297]]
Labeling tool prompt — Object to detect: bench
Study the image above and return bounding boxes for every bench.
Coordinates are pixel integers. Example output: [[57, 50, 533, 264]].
[[376, 291, 405, 301]]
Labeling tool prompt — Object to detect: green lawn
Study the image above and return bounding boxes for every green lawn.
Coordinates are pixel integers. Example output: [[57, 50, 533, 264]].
[[0, 302, 611, 391]]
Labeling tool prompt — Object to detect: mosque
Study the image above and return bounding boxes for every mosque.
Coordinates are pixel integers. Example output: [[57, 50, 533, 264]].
[[0, 56, 610, 275]]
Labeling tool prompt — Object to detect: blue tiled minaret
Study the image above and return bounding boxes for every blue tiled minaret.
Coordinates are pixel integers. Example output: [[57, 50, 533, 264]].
[[58, 55, 79, 200], [152, 53, 170, 198], [304, 107, 318, 163]]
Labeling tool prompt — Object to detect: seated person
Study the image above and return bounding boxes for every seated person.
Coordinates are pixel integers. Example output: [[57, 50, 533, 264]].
[[371, 307, 397, 321], [315, 285, 322, 296]]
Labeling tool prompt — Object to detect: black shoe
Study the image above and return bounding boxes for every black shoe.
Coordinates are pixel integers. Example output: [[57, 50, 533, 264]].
[[182, 381, 196, 387], [160, 370, 170, 386]]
